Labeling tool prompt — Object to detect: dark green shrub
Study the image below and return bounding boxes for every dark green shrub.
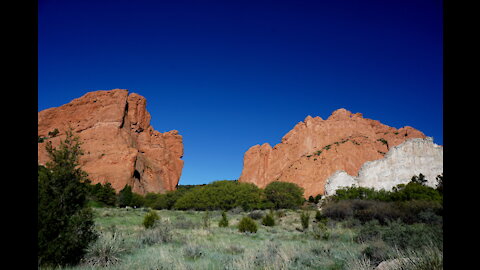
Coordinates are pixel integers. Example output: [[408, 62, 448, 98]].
[[315, 210, 327, 223], [117, 185, 133, 207], [300, 211, 310, 230], [238, 216, 258, 233], [38, 129, 97, 267], [131, 193, 146, 208], [391, 182, 442, 203], [323, 199, 442, 225], [322, 200, 355, 220], [218, 211, 229, 227], [143, 210, 160, 229], [410, 173, 427, 185], [262, 213, 275, 226], [264, 181, 304, 209], [88, 182, 116, 206]]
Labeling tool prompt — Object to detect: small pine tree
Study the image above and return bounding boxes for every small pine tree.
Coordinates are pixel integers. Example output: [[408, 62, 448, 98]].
[[143, 210, 160, 229], [117, 184, 133, 207], [38, 129, 97, 267], [238, 216, 258, 233], [300, 211, 310, 230], [411, 173, 428, 185], [218, 211, 229, 227]]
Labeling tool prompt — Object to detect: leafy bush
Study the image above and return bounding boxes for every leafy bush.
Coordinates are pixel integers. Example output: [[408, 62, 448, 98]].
[[218, 211, 229, 227], [130, 192, 146, 208], [174, 180, 265, 211], [88, 182, 117, 206], [264, 181, 304, 209], [38, 129, 97, 267], [262, 213, 275, 226], [238, 216, 258, 233], [142, 210, 160, 229], [333, 177, 443, 204]]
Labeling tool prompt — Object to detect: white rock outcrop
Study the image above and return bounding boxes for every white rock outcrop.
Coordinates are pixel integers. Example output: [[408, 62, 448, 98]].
[[325, 137, 443, 195]]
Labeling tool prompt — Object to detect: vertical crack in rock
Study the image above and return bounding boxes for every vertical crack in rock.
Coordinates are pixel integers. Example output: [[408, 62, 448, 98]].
[[120, 99, 129, 129]]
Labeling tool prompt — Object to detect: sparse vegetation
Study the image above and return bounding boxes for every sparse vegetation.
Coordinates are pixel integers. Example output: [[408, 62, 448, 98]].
[[38, 135, 443, 270]]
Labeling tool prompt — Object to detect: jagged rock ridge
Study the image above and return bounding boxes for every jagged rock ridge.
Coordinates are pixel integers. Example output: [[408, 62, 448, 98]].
[[38, 89, 184, 194], [238, 108, 427, 197], [324, 137, 443, 195]]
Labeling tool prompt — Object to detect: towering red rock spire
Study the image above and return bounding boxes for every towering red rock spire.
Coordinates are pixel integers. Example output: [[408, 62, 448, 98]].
[[238, 108, 425, 197], [38, 89, 184, 194]]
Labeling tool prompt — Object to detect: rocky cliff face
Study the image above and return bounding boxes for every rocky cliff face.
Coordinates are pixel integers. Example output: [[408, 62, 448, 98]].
[[238, 109, 426, 198], [324, 137, 443, 195], [38, 89, 184, 194]]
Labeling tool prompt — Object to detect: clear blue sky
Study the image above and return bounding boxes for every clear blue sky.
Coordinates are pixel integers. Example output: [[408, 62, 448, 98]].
[[38, 0, 443, 185]]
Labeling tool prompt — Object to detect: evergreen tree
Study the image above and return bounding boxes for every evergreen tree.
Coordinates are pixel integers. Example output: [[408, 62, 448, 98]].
[[117, 184, 133, 207], [411, 173, 428, 185], [218, 211, 229, 227], [38, 129, 97, 267]]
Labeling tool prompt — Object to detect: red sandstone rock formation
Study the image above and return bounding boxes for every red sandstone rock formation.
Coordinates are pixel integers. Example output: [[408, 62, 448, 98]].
[[238, 109, 425, 198], [38, 89, 184, 194]]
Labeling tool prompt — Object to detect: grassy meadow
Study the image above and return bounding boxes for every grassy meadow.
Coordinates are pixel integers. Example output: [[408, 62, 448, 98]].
[[45, 206, 442, 270]]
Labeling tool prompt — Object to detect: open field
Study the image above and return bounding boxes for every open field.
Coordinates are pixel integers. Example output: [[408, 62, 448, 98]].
[[45, 206, 442, 270]]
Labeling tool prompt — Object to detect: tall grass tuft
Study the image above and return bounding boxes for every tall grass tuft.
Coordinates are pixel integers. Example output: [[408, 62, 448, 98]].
[[138, 219, 173, 246], [82, 231, 128, 267], [388, 244, 443, 270]]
